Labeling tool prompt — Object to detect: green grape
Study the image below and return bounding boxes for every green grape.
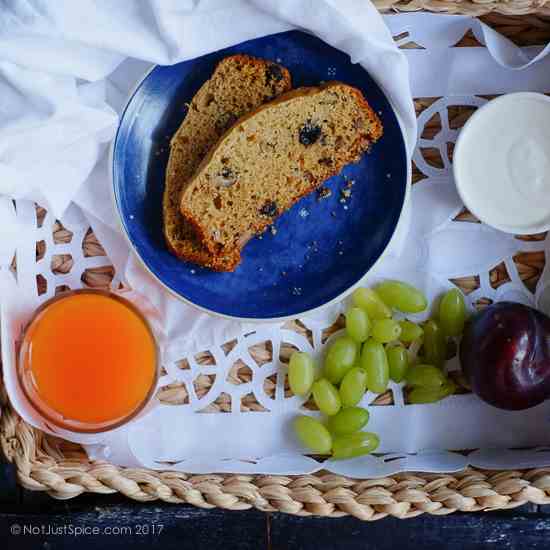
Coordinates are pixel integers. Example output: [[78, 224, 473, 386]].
[[312, 379, 342, 416], [313, 362, 324, 381], [324, 336, 358, 384], [352, 287, 391, 320], [339, 367, 368, 407], [408, 387, 444, 404], [288, 352, 315, 396], [345, 307, 371, 343], [439, 288, 467, 337], [406, 364, 446, 388], [423, 319, 446, 368], [361, 339, 389, 394], [408, 377, 457, 404], [386, 345, 409, 383], [331, 432, 380, 460], [440, 379, 458, 397], [293, 415, 332, 454], [328, 406, 369, 435], [374, 280, 428, 313], [372, 319, 402, 343], [398, 320, 424, 343]]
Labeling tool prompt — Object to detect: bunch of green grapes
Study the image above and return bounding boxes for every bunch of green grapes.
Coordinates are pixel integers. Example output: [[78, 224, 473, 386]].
[[290, 281, 467, 459]]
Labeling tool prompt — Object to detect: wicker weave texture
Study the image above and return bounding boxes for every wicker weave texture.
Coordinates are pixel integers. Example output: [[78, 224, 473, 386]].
[[2, 14, 550, 518], [376, 0, 550, 16], [3, 403, 550, 518]]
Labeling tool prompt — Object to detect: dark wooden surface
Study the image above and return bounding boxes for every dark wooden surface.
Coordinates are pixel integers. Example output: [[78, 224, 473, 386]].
[[2, 459, 550, 550]]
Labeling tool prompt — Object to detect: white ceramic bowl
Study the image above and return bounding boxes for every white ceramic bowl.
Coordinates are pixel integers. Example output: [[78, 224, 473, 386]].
[[453, 92, 550, 235]]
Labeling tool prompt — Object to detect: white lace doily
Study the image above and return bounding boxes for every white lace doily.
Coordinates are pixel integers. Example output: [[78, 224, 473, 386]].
[[2, 15, 550, 477]]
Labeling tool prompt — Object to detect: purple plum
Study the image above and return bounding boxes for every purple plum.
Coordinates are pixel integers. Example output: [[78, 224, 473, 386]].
[[459, 302, 550, 410]]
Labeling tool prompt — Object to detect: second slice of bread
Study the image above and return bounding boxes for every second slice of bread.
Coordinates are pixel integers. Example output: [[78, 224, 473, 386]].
[[163, 54, 291, 271], [180, 82, 383, 261]]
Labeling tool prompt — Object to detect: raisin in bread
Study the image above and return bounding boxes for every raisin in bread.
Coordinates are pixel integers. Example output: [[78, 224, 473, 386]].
[[179, 82, 383, 262], [163, 54, 291, 271]]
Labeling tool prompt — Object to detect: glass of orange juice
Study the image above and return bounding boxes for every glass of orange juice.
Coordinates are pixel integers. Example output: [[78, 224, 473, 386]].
[[17, 289, 158, 433]]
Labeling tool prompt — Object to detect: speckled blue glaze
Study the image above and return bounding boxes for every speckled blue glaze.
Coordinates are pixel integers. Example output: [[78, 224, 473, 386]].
[[112, 30, 407, 320]]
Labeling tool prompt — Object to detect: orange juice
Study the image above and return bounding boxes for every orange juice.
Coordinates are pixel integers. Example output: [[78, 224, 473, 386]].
[[18, 290, 157, 433]]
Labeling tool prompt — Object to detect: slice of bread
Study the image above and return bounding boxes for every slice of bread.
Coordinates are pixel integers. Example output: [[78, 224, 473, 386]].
[[179, 82, 383, 260], [163, 54, 291, 271]]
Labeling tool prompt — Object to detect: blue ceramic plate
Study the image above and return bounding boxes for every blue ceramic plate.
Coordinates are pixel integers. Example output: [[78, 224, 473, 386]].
[[113, 30, 408, 320]]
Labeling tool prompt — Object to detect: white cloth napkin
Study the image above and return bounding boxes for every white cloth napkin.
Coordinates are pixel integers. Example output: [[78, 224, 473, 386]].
[[2, 0, 417, 353], [3, 2, 550, 353]]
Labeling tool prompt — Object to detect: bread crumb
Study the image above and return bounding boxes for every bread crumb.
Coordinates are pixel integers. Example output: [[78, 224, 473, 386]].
[[292, 287, 303, 296], [299, 208, 310, 219], [317, 187, 332, 200], [270, 226, 277, 235]]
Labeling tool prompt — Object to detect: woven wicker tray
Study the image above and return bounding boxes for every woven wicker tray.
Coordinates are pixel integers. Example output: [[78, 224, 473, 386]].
[[2, 11, 550, 520]]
